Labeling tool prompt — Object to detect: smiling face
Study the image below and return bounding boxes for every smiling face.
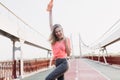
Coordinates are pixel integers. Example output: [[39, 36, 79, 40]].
[[54, 27, 64, 40]]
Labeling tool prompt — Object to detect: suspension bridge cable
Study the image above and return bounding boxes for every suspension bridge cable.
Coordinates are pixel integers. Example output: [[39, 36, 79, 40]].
[[78, 34, 90, 49], [89, 18, 120, 46], [0, 2, 47, 39]]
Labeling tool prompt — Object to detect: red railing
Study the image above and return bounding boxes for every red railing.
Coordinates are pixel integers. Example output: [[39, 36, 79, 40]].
[[0, 60, 19, 80], [84, 55, 120, 65], [0, 59, 55, 80], [23, 59, 54, 72]]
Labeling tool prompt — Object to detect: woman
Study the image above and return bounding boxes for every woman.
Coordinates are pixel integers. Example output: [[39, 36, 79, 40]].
[[46, 24, 71, 80]]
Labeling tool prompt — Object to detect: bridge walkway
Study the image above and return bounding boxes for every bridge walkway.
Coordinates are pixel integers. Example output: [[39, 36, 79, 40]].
[[21, 58, 120, 80]]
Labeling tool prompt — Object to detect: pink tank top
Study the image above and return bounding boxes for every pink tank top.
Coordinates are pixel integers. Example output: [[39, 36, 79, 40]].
[[52, 38, 70, 60]]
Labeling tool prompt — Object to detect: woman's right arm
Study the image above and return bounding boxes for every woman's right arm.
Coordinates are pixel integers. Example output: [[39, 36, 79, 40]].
[[64, 37, 71, 56]]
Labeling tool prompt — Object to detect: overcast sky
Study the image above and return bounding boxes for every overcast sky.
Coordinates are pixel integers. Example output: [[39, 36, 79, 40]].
[[1, 0, 120, 44], [0, 0, 120, 59]]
